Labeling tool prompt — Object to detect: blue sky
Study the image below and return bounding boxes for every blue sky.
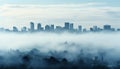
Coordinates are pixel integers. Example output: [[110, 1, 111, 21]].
[[0, 0, 120, 30], [0, 0, 120, 6]]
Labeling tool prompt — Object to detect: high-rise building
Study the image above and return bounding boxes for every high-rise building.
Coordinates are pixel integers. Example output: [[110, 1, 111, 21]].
[[70, 23, 74, 31], [37, 23, 41, 31], [78, 25, 82, 32], [13, 26, 18, 32], [51, 25, 54, 31], [93, 26, 98, 31], [55, 26, 63, 32], [45, 25, 50, 31], [21, 26, 27, 32], [64, 22, 70, 30], [104, 25, 111, 31], [30, 22, 34, 32], [117, 29, 120, 31]]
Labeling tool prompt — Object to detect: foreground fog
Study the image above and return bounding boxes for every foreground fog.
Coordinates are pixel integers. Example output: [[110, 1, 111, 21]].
[[0, 32, 119, 69]]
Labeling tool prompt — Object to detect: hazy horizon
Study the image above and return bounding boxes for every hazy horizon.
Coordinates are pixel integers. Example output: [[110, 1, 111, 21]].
[[0, 0, 120, 29]]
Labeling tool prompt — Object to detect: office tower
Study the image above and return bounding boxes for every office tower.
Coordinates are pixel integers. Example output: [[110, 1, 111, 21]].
[[55, 26, 63, 32], [37, 23, 41, 31], [117, 29, 120, 31], [93, 26, 98, 31], [51, 25, 54, 31], [21, 26, 27, 32], [90, 27, 93, 32], [64, 22, 70, 30], [70, 23, 74, 31], [104, 25, 111, 30], [30, 22, 34, 32], [13, 26, 18, 32], [78, 25, 82, 32], [45, 25, 50, 31]]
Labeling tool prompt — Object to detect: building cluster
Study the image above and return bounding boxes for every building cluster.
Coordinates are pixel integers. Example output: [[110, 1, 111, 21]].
[[1, 22, 120, 33]]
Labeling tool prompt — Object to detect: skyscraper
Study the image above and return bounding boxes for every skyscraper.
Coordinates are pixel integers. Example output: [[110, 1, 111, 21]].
[[21, 26, 27, 32], [64, 22, 70, 30], [30, 22, 34, 32], [51, 25, 54, 31], [78, 25, 82, 32], [104, 25, 111, 31], [45, 25, 50, 31], [13, 26, 18, 32], [37, 23, 41, 31], [70, 23, 74, 31]]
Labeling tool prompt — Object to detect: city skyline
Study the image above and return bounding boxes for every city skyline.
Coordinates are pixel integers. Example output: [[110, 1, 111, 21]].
[[0, 0, 120, 29], [0, 22, 119, 33]]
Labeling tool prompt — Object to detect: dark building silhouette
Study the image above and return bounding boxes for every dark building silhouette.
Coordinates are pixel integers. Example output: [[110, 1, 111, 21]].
[[30, 22, 35, 32], [70, 23, 74, 30], [21, 27, 27, 32], [55, 26, 63, 32], [13, 26, 18, 32], [51, 25, 54, 31], [117, 29, 120, 31], [37, 23, 42, 31], [90, 26, 98, 32], [104, 25, 111, 31], [64, 22, 70, 30], [45, 25, 50, 31], [78, 25, 82, 32], [90, 27, 94, 32], [93, 26, 98, 32]]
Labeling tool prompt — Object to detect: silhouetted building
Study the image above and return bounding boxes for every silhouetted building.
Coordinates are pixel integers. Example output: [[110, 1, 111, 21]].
[[30, 22, 34, 32], [64, 22, 70, 30], [13, 26, 18, 32], [70, 23, 74, 30], [90, 26, 98, 32], [117, 29, 120, 31], [93, 26, 98, 32], [21, 27, 27, 32], [104, 25, 111, 31], [55, 26, 63, 32], [78, 25, 82, 32], [51, 25, 54, 31], [45, 25, 50, 31], [90, 28, 94, 32], [37, 23, 42, 31]]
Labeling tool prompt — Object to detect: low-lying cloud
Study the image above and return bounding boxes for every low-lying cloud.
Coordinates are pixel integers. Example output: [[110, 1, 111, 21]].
[[0, 32, 119, 69]]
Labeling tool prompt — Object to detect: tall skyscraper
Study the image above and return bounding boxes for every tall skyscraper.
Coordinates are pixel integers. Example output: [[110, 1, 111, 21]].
[[37, 23, 41, 31], [78, 25, 82, 32], [51, 25, 54, 31], [70, 23, 74, 30], [30, 22, 34, 32], [64, 22, 70, 30]]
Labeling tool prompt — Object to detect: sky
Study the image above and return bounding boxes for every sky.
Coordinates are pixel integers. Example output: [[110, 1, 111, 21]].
[[0, 0, 120, 30]]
